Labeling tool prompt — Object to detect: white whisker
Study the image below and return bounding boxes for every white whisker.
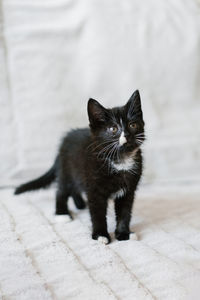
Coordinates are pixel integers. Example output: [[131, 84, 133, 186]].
[[135, 139, 143, 146], [96, 142, 116, 159], [135, 133, 145, 138]]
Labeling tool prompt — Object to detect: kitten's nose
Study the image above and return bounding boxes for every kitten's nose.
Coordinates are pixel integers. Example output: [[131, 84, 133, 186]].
[[124, 132, 130, 139], [119, 131, 127, 146]]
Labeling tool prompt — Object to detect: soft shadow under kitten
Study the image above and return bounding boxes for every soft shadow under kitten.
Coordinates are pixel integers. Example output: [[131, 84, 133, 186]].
[[15, 90, 145, 244]]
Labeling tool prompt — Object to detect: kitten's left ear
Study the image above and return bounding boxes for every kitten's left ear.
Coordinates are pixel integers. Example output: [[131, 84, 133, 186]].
[[87, 98, 107, 128], [126, 90, 143, 119]]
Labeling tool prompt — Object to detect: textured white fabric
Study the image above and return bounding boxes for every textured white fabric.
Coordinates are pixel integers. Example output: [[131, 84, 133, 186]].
[[0, 0, 200, 185], [1, 185, 200, 299], [1, 2, 200, 298]]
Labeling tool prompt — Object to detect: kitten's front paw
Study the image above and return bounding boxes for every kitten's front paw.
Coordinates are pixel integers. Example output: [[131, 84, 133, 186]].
[[97, 236, 110, 245], [130, 232, 138, 241], [92, 232, 111, 244], [54, 213, 73, 223], [115, 231, 130, 241]]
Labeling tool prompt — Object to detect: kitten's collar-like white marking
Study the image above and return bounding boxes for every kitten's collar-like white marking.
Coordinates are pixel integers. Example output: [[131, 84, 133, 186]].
[[112, 148, 138, 172], [111, 188, 126, 199], [119, 131, 127, 146], [97, 236, 109, 244], [112, 156, 134, 171]]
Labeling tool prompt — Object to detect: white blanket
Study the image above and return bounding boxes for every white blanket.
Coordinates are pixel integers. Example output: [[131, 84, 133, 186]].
[[1, 185, 200, 299], [0, 0, 200, 185]]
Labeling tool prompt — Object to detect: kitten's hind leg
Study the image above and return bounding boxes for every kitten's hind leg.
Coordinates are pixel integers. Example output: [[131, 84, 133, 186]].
[[55, 188, 72, 219], [72, 192, 86, 210]]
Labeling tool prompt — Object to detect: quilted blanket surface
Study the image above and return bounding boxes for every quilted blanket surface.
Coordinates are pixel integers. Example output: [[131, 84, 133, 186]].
[[1, 185, 200, 300]]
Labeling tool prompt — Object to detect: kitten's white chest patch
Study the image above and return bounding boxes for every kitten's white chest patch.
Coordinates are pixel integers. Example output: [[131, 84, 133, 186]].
[[111, 188, 126, 199], [112, 149, 138, 172], [112, 156, 134, 171]]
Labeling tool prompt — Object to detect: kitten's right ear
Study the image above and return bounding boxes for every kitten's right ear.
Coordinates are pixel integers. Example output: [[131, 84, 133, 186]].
[[87, 98, 106, 127], [126, 90, 143, 120]]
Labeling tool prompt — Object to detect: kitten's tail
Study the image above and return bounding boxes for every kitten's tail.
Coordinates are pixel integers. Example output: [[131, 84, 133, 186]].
[[14, 163, 56, 195]]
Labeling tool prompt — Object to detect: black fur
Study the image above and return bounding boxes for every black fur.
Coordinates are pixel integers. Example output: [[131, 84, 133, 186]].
[[14, 164, 56, 195], [15, 90, 145, 243]]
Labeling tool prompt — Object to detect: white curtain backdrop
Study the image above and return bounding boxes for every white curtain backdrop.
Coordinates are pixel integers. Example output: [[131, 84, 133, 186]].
[[0, 0, 200, 186]]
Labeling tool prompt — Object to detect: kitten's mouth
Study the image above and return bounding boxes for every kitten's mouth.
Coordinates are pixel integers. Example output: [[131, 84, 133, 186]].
[[118, 137, 143, 151], [119, 142, 138, 152]]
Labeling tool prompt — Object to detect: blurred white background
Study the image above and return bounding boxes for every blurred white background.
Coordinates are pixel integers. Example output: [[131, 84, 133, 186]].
[[0, 0, 200, 186], [1, 2, 200, 299]]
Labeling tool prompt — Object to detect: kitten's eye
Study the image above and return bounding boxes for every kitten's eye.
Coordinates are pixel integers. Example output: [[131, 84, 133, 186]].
[[109, 126, 118, 133], [129, 122, 137, 129]]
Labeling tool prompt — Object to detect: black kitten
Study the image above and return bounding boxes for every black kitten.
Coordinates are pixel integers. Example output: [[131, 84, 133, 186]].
[[15, 90, 145, 244]]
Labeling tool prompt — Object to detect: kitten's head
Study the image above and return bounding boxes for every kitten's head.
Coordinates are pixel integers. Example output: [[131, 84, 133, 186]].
[[87, 90, 145, 159]]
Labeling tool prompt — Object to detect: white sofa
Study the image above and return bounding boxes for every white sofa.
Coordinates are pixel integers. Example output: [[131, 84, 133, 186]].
[[0, 0, 200, 186]]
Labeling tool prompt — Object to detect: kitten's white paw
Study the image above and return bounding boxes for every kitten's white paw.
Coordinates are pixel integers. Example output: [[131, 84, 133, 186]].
[[54, 215, 71, 223], [97, 236, 109, 245], [130, 232, 138, 241]]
